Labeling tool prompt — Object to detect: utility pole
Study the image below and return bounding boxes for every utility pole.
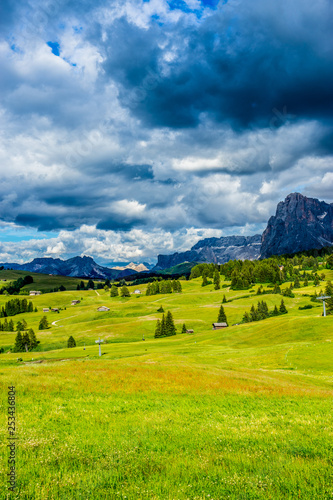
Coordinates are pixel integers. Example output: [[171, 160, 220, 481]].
[[95, 338, 104, 356], [316, 296, 331, 317]]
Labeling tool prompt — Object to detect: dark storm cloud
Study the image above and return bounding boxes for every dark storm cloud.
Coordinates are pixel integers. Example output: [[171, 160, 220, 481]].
[[100, 1, 333, 129], [0, 0, 332, 253]]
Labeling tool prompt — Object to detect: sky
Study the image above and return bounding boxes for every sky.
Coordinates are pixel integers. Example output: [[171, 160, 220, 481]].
[[0, 0, 332, 264]]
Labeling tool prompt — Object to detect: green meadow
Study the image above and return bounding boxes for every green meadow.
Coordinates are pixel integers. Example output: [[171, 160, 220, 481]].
[[1, 273, 333, 499]]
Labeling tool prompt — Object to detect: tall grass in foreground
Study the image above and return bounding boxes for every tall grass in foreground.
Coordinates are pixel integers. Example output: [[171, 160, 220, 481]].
[[1, 360, 332, 499]]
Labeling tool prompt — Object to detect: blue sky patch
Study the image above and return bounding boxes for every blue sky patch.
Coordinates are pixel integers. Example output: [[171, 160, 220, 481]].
[[47, 41, 60, 56]]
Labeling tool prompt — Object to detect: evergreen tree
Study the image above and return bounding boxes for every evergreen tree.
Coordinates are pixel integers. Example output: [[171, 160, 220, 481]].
[[217, 305, 228, 325], [242, 311, 250, 323], [326, 296, 333, 315], [176, 280, 182, 293], [273, 283, 281, 294], [222, 295, 227, 303], [145, 283, 151, 296], [22, 332, 30, 352], [34, 307, 38, 313], [325, 280, 333, 296], [59, 285, 66, 291], [16, 321, 24, 332], [294, 276, 300, 288], [13, 331, 24, 352], [201, 270, 208, 287], [87, 279, 95, 290], [165, 311, 176, 336], [181, 323, 187, 333], [67, 336, 76, 348], [314, 274, 320, 286], [120, 286, 130, 297], [213, 270, 220, 290], [160, 314, 166, 337], [154, 320, 162, 338], [22, 319, 27, 330], [28, 329, 38, 349], [279, 299, 288, 314], [272, 305, 279, 316], [110, 285, 119, 297], [39, 316, 49, 330], [157, 306, 164, 312], [8, 319, 14, 331], [303, 277, 308, 287], [76, 284, 80, 290]]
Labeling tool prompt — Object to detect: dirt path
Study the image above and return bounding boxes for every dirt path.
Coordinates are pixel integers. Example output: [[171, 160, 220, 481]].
[[95, 290, 100, 296], [52, 315, 77, 327]]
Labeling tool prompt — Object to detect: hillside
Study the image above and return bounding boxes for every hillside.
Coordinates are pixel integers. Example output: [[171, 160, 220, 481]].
[[1, 259, 333, 498]]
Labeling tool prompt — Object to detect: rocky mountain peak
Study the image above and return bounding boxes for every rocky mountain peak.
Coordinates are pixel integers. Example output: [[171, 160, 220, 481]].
[[260, 193, 333, 258]]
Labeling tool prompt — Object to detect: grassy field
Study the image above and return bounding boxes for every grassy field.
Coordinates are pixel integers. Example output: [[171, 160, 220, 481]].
[[1, 273, 333, 499], [0, 269, 97, 292]]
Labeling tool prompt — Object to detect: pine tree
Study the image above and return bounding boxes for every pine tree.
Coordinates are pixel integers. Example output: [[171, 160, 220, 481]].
[[242, 311, 250, 323], [16, 321, 23, 332], [110, 285, 119, 297], [39, 316, 49, 330], [325, 281, 333, 296], [165, 311, 176, 336], [8, 319, 14, 331], [67, 336, 76, 348], [120, 286, 130, 297], [272, 305, 279, 316], [157, 306, 164, 312], [154, 320, 162, 338], [279, 299, 288, 314], [201, 271, 208, 287], [146, 283, 151, 296], [22, 332, 30, 352], [160, 314, 166, 337], [294, 277, 300, 288], [304, 277, 308, 287], [181, 323, 187, 333], [217, 305, 228, 325], [326, 296, 333, 315], [176, 280, 182, 293], [222, 295, 227, 303], [28, 329, 38, 349], [314, 274, 320, 286], [213, 270, 220, 290], [13, 331, 24, 352]]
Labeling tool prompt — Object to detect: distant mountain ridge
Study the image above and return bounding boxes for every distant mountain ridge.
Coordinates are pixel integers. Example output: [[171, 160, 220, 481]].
[[0, 256, 138, 280], [2, 193, 333, 277], [154, 235, 262, 270]]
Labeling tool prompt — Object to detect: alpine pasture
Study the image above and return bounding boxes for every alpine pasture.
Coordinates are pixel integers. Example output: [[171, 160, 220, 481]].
[[1, 271, 333, 499]]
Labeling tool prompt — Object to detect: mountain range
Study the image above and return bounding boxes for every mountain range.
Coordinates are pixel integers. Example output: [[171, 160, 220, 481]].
[[1, 193, 332, 278]]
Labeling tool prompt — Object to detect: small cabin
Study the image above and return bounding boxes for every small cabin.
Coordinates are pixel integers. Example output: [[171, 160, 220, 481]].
[[51, 308, 59, 312], [186, 329, 194, 334], [71, 300, 80, 305], [30, 291, 41, 296], [43, 308, 49, 313], [97, 306, 110, 312], [212, 322, 227, 330]]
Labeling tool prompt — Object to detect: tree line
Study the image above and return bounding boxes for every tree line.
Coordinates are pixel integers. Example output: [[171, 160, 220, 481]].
[[146, 279, 182, 296], [0, 298, 35, 317], [0, 275, 34, 295]]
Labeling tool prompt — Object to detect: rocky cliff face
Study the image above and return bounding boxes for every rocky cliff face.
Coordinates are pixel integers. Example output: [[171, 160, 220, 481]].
[[155, 235, 262, 270], [260, 193, 333, 258]]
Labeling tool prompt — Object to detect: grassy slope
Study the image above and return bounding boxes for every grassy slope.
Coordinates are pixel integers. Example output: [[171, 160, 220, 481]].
[[0, 269, 98, 292], [0, 273, 333, 498]]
